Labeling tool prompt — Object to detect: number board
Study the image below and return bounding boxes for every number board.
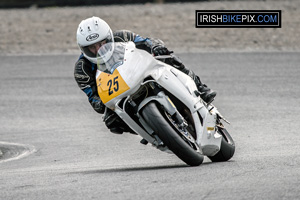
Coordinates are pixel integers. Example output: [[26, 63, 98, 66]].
[[96, 69, 130, 104]]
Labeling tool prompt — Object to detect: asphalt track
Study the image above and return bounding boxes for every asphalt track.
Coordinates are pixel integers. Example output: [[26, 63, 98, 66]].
[[0, 52, 299, 200]]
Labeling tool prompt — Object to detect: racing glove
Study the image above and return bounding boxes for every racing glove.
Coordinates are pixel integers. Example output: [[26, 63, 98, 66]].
[[152, 45, 172, 56]]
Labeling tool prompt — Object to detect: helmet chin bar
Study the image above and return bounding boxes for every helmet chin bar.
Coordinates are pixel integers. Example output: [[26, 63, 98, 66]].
[[96, 42, 115, 65]]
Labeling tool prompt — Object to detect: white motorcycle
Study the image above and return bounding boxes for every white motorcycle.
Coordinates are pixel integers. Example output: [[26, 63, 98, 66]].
[[96, 42, 235, 166]]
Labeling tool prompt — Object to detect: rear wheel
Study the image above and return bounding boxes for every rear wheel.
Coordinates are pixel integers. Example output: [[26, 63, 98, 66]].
[[208, 128, 235, 162], [142, 102, 204, 166]]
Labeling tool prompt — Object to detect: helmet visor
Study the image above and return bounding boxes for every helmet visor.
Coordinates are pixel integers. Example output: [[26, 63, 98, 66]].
[[80, 30, 113, 59]]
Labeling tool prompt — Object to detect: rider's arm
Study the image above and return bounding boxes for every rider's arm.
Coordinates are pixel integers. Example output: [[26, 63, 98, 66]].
[[74, 55, 105, 114], [113, 30, 167, 55]]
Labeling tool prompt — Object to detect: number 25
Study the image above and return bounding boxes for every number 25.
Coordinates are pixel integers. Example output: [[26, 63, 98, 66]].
[[107, 76, 119, 95]]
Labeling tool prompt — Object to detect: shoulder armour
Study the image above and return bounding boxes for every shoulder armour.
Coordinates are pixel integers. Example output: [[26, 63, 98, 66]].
[[114, 30, 136, 42]]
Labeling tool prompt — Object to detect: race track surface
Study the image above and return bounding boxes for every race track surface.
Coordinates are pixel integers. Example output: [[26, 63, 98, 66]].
[[0, 52, 299, 200]]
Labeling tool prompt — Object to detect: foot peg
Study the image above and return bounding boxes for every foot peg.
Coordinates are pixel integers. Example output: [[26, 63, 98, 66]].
[[194, 90, 201, 97]]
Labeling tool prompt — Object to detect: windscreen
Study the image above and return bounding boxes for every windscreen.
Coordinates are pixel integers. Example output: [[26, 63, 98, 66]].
[[97, 42, 126, 73]]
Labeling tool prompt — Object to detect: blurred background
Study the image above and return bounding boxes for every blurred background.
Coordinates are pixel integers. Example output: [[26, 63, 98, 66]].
[[0, 0, 298, 55], [1, 0, 199, 8]]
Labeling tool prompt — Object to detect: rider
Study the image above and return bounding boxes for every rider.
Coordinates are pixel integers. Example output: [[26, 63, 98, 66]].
[[74, 16, 216, 134]]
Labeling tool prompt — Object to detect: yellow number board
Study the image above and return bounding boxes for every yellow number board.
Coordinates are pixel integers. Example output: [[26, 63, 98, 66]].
[[96, 69, 130, 104]]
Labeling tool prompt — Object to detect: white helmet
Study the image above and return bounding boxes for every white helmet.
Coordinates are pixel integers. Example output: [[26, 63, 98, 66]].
[[76, 16, 114, 64]]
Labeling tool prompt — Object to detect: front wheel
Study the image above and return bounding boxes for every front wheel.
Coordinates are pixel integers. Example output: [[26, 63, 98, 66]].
[[142, 102, 204, 166]]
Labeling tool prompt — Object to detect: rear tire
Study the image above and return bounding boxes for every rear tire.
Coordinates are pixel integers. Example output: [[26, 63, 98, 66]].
[[142, 102, 204, 166], [208, 128, 235, 162]]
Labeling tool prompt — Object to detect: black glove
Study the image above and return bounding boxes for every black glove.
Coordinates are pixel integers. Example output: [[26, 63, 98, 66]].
[[152, 45, 171, 56]]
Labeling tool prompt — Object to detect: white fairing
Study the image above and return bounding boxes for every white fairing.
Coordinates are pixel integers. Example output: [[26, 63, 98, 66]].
[[96, 42, 222, 156], [96, 42, 160, 109]]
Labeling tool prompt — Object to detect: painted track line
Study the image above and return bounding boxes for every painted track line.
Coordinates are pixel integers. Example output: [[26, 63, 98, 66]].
[[0, 141, 36, 163]]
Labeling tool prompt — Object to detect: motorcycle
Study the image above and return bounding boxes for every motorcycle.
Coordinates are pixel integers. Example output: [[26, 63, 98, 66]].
[[95, 42, 235, 166]]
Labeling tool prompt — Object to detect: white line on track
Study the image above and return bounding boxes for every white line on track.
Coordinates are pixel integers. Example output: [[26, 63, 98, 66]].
[[0, 141, 36, 164]]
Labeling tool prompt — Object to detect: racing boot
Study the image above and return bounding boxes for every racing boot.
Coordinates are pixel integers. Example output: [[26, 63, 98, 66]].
[[168, 55, 217, 104], [196, 81, 217, 104], [103, 109, 124, 134], [103, 108, 136, 134]]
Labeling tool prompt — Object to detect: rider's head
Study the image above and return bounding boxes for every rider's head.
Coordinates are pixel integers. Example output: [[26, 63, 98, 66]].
[[76, 16, 114, 64]]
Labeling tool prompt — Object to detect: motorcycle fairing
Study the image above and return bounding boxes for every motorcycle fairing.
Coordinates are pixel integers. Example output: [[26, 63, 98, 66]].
[[96, 42, 222, 156]]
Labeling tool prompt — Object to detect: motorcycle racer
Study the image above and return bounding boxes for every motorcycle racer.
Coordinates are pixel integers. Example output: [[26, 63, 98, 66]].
[[74, 16, 216, 133]]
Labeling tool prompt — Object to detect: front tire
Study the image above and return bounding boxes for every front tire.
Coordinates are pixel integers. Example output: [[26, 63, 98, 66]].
[[142, 102, 204, 166]]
